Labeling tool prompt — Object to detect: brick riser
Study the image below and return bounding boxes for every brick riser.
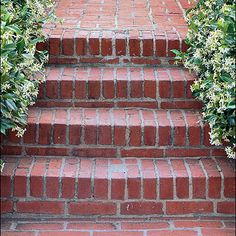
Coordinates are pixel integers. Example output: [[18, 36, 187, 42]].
[[1, 108, 226, 158], [1, 157, 235, 217], [38, 30, 187, 65], [36, 66, 202, 109]]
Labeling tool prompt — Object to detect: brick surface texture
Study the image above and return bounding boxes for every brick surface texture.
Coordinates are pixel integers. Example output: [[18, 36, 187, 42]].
[[0, 0, 235, 231]]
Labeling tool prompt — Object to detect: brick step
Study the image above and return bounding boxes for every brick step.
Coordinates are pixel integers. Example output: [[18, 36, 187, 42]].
[[36, 66, 202, 109], [40, 29, 187, 65], [39, 0, 189, 65], [1, 157, 235, 217], [1, 217, 235, 236], [1, 108, 226, 158]]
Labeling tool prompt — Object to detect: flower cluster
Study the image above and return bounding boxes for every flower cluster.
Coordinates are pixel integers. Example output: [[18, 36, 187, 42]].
[[174, 0, 235, 158], [0, 0, 55, 171], [0, 0, 55, 136]]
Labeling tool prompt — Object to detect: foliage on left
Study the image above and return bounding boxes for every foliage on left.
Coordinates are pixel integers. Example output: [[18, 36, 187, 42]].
[[0, 0, 55, 170]]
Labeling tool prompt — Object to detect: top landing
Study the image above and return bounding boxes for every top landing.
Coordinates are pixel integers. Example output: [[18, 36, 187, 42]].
[[45, 0, 189, 37]]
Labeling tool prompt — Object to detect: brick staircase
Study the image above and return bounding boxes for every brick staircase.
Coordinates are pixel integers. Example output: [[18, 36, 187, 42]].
[[1, 0, 235, 235]]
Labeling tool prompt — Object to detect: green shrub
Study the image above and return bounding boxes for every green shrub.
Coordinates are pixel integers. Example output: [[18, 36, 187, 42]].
[[0, 0, 55, 171], [173, 0, 235, 158]]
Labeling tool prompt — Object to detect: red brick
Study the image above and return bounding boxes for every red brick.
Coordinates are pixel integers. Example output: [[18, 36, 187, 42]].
[[75, 31, 87, 55], [170, 110, 186, 146], [1, 200, 13, 213], [89, 31, 100, 55], [101, 32, 113, 56], [141, 160, 157, 199], [46, 81, 59, 99], [25, 147, 69, 156], [201, 159, 221, 199], [174, 220, 223, 228], [121, 148, 163, 158], [185, 111, 201, 146], [88, 68, 101, 99], [130, 68, 142, 98], [49, 37, 60, 55], [121, 222, 169, 229], [84, 109, 97, 144], [16, 201, 64, 214], [130, 58, 161, 65], [113, 110, 126, 146], [171, 159, 189, 198], [30, 161, 46, 197], [142, 110, 156, 146], [168, 39, 180, 57], [201, 229, 235, 236], [143, 69, 156, 99], [94, 163, 108, 199], [1, 162, 17, 197], [39, 232, 89, 236], [166, 201, 213, 215], [60, 79, 73, 99], [215, 158, 235, 198], [1, 145, 22, 155], [67, 223, 115, 230], [62, 32, 74, 56], [94, 233, 142, 236], [69, 110, 82, 145], [16, 223, 63, 230], [156, 111, 171, 146], [103, 69, 115, 99], [62, 159, 77, 199], [127, 110, 141, 146], [143, 39, 153, 56], [155, 37, 166, 57], [127, 165, 141, 199], [68, 202, 116, 215], [187, 159, 206, 199], [98, 108, 112, 145], [217, 202, 235, 214], [75, 69, 87, 99], [116, 68, 128, 98], [72, 148, 117, 157], [46, 159, 62, 198], [78, 159, 93, 199], [165, 148, 210, 157], [53, 109, 67, 144], [148, 230, 197, 236], [116, 37, 126, 56], [2, 232, 35, 236], [129, 39, 141, 56], [156, 160, 173, 199], [121, 202, 163, 215], [111, 172, 125, 200], [38, 110, 53, 145], [14, 168, 28, 197], [23, 123, 37, 144]]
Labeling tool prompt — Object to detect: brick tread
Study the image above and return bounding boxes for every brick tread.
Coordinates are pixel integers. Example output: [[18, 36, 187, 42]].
[[40, 0, 190, 64], [36, 66, 202, 109], [1, 217, 235, 235], [1, 157, 235, 217], [2, 107, 226, 158]]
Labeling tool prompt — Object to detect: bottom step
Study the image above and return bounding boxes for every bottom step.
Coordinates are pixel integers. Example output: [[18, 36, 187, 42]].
[[1, 156, 235, 218], [1, 217, 235, 236]]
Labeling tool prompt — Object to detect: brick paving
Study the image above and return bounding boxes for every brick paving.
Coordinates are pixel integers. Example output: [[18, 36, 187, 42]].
[[1, 0, 235, 234], [49, 0, 187, 32], [1, 217, 235, 235]]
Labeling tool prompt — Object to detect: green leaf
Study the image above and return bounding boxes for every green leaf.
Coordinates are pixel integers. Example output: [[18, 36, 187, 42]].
[[5, 99, 17, 111], [5, 25, 21, 34]]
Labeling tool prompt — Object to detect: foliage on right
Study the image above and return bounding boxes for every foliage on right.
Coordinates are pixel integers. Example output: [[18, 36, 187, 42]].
[[173, 0, 235, 158]]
